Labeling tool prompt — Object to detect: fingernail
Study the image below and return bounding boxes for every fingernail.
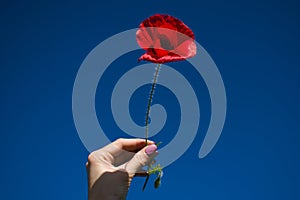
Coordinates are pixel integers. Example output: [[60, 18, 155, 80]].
[[145, 144, 157, 155]]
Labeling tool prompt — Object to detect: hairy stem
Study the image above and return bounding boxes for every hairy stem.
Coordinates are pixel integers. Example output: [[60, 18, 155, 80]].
[[145, 63, 161, 145]]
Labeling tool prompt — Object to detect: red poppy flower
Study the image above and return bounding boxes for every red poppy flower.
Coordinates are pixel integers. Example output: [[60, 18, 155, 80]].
[[136, 14, 196, 63]]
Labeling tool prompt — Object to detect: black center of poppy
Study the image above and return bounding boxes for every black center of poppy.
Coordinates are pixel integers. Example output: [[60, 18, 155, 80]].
[[159, 34, 174, 50]]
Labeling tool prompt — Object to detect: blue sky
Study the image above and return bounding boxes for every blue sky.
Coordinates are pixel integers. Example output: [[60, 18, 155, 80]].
[[0, 0, 299, 199]]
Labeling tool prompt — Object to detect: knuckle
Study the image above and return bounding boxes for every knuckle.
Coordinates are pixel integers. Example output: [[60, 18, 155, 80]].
[[87, 152, 97, 164]]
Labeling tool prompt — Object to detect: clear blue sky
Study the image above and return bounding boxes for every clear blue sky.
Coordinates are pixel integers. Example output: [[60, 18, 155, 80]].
[[0, 0, 299, 199]]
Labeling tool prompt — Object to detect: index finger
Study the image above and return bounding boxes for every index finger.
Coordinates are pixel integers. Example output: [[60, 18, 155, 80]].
[[102, 138, 155, 155]]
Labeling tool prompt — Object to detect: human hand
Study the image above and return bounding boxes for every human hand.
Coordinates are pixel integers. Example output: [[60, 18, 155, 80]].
[[86, 138, 158, 200]]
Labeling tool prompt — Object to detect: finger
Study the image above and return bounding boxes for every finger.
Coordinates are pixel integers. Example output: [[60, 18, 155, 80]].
[[125, 144, 158, 175], [102, 138, 155, 156], [113, 151, 136, 167], [114, 138, 155, 152], [115, 151, 156, 168]]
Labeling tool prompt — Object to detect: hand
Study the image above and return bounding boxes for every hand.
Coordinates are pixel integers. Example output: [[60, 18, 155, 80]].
[[86, 138, 158, 200]]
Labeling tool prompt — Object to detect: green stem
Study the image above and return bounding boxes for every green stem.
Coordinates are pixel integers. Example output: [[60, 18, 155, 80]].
[[145, 63, 161, 145]]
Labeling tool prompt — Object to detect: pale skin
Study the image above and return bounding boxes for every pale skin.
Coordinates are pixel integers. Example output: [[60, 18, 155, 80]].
[[86, 138, 158, 200]]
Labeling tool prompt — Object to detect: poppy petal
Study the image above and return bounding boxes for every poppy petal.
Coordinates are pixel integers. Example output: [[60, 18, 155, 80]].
[[172, 39, 196, 58], [136, 14, 196, 63]]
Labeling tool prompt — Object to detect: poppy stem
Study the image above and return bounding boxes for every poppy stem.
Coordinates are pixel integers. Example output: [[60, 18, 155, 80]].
[[145, 63, 161, 146], [143, 63, 163, 191]]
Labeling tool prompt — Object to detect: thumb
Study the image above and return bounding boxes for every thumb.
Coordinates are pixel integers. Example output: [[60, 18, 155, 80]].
[[125, 144, 158, 175]]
